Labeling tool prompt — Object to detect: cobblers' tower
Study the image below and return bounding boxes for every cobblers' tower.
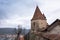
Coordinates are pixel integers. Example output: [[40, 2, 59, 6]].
[[31, 6, 48, 32]]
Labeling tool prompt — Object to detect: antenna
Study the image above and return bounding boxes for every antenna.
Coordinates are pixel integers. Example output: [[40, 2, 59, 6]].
[[32, 0, 38, 9], [35, 1, 38, 6]]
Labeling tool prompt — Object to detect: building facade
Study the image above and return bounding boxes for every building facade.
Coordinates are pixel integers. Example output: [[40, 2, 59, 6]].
[[30, 6, 60, 40]]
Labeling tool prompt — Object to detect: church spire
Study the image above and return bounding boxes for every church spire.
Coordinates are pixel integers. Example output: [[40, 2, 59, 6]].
[[31, 6, 46, 21]]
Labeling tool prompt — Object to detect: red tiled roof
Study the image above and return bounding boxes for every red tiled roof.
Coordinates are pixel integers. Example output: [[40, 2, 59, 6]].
[[45, 19, 60, 31], [31, 6, 46, 21], [43, 34, 60, 40]]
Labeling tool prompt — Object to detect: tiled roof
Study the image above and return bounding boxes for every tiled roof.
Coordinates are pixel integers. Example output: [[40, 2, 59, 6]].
[[43, 34, 60, 40], [45, 19, 60, 31], [31, 6, 46, 21]]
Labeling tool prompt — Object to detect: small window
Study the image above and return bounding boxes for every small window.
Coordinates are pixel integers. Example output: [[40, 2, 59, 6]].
[[33, 22, 35, 27]]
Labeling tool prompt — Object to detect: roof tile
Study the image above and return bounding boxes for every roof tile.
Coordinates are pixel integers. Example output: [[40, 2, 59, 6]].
[[31, 6, 46, 21]]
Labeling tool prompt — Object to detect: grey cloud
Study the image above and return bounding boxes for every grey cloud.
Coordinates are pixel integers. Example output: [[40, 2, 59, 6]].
[[52, 9, 60, 13], [0, 0, 20, 5], [0, 0, 35, 19], [0, 0, 22, 19], [1, 0, 60, 28], [0, 9, 8, 19]]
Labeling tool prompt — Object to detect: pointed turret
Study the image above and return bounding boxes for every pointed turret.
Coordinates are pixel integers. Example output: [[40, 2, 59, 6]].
[[31, 6, 46, 21], [43, 13, 46, 19], [31, 6, 48, 33]]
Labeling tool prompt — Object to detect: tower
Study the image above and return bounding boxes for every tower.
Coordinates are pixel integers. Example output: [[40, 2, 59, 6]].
[[31, 6, 48, 32], [30, 6, 48, 40]]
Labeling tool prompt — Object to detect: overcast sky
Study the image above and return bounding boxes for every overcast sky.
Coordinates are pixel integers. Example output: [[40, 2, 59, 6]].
[[0, 0, 60, 29]]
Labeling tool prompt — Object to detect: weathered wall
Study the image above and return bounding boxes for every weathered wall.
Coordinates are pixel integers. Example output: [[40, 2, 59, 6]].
[[48, 25, 60, 34], [31, 20, 47, 30]]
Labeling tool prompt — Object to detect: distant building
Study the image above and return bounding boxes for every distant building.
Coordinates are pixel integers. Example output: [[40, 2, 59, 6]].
[[19, 35, 24, 40], [0, 27, 30, 40], [30, 6, 60, 40], [0, 28, 17, 40]]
